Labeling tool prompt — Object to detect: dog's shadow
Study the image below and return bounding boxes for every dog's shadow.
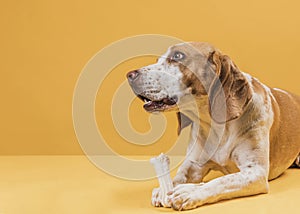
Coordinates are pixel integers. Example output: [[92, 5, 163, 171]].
[[113, 168, 299, 211], [112, 181, 177, 212], [269, 168, 300, 194]]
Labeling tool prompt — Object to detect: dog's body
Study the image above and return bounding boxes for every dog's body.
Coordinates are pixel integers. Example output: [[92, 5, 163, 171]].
[[127, 42, 300, 210]]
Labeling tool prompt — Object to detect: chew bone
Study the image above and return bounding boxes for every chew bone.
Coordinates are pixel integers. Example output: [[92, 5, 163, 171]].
[[150, 153, 173, 207]]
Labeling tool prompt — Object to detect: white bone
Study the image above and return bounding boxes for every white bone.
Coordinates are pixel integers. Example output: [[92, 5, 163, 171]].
[[150, 153, 173, 207]]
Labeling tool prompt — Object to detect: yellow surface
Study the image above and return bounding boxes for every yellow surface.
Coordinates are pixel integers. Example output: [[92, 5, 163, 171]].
[[1, 0, 300, 155], [1, 1, 299, 213], [0, 156, 298, 214]]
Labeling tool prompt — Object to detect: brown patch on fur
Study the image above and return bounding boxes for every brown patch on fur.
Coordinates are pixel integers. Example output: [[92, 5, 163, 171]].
[[167, 43, 215, 96], [208, 51, 252, 123], [268, 89, 300, 179], [179, 63, 207, 96]]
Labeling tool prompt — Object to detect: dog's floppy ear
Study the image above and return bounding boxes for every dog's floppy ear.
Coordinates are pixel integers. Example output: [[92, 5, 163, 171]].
[[177, 112, 192, 135], [208, 51, 252, 124]]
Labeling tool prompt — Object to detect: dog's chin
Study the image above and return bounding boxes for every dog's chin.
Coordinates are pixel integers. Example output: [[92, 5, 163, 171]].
[[137, 95, 178, 113]]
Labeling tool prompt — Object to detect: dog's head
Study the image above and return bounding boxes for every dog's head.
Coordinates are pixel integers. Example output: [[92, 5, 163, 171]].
[[127, 42, 251, 125]]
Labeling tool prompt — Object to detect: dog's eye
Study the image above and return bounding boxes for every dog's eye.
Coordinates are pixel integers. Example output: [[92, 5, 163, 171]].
[[172, 52, 185, 61]]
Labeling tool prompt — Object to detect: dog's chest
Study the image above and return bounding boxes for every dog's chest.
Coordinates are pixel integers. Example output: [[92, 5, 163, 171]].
[[212, 135, 236, 165], [203, 124, 239, 168]]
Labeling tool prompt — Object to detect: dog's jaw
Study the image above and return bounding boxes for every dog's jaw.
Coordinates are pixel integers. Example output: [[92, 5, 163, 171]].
[[137, 95, 178, 112]]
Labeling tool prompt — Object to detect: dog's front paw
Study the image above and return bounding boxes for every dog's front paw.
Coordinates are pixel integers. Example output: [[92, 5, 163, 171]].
[[151, 187, 171, 208], [167, 183, 203, 210]]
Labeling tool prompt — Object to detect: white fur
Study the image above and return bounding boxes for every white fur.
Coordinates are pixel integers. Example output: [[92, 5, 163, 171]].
[[138, 59, 186, 102], [274, 87, 288, 94], [164, 76, 273, 210], [149, 52, 275, 210], [274, 88, 293, 99]]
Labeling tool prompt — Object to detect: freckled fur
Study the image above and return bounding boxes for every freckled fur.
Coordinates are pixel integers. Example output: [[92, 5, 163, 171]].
[[127, 42, 300, 210]]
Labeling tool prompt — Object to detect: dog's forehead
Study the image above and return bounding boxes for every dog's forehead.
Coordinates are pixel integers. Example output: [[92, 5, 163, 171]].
[[169, 42, 217, 57], [170, 42, 216, 56], [157, 42, 218, 64]]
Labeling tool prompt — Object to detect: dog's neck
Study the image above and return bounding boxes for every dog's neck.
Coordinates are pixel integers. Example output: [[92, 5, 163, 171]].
[[178, 95, 211, 125]]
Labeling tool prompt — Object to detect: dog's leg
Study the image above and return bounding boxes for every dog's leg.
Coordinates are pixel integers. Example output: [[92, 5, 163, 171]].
[[168, 142, 269, 210], [173, 159, 210, 186], [173, 124, 210, 186]]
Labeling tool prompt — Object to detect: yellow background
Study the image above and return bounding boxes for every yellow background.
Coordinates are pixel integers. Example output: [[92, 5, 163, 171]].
[[1, 0, 300, 155]]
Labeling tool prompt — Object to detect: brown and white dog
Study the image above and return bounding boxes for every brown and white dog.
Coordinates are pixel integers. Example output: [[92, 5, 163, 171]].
[[127, 42, 300, 210]]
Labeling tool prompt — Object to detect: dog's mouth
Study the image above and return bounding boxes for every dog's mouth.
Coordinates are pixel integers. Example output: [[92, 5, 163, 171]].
[[137, 95, 178, 112]]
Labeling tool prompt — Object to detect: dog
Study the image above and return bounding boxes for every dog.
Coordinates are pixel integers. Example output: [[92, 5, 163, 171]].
[[127, 42, 300, 210]]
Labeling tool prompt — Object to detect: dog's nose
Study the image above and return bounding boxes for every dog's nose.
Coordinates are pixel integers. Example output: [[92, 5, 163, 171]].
[[127, 70, 140, 82]]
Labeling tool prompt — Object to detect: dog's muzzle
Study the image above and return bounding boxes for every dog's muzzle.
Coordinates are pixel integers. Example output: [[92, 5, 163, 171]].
[[127, 70, 178, 112]]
